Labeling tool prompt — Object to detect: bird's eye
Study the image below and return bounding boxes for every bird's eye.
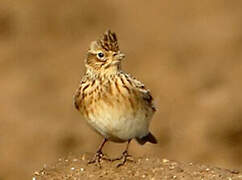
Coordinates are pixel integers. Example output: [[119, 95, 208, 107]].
[[97, 52, 105, 59]]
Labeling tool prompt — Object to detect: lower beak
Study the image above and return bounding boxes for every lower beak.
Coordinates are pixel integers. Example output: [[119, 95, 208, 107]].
[[116, 53, 125, 60]]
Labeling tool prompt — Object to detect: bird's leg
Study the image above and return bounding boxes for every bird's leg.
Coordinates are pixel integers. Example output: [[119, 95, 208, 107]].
[[115, 139, 133, 167], [88, 138, 107, 167]]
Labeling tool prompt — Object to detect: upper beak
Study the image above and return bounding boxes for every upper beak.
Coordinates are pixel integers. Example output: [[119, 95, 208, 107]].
[[112, 52, 125, 65], [115, 52, 125, 60]]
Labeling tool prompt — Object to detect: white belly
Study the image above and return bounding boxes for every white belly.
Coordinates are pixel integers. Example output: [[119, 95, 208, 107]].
[[85, 101, 152, 142]]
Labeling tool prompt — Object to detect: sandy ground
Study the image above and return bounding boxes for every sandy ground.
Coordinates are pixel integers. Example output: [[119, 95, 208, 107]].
[[33, 153, 241, 180]]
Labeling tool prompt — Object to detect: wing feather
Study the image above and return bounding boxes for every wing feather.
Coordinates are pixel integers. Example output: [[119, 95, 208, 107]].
[[123, 73, 156, 112]]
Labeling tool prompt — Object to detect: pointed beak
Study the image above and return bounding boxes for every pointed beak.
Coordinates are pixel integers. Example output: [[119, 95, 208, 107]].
[[112, 52, 125, 65], [115, 52, 125, 61]]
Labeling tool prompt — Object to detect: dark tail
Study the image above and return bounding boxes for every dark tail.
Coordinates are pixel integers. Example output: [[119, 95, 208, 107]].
[[136, 132, 158, 145]]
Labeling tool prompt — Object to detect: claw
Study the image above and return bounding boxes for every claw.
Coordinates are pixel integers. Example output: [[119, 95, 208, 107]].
[[88, 139, 133, 168], [88, 150, 104, 168], [116, 150, 133, 167]]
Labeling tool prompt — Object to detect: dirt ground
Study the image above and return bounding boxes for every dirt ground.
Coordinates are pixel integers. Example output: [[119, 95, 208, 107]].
[[1, 1, 242, 180], [34, 153, 241, 180]]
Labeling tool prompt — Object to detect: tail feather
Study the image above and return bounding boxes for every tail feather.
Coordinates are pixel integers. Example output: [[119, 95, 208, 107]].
[[136, 132, 158, 145]]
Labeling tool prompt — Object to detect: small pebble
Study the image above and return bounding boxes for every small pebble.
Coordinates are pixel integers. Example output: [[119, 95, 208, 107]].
[[33, 171, 40, 176], [162, 159, 169, 163], [80, 168, 85, 171], [70, 167, 75, 171]]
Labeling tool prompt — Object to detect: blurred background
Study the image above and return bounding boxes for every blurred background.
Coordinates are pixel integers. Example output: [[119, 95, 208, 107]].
[[1, 0, 242, 179]]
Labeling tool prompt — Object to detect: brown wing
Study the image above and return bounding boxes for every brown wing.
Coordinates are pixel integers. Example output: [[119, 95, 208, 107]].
[[135, 83, 156, 112], [124, 73, 156, 112], [142, 89, 156, 112]]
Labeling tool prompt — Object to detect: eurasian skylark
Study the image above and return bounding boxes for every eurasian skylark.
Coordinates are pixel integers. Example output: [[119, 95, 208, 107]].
[[74, 30, 157, 167]]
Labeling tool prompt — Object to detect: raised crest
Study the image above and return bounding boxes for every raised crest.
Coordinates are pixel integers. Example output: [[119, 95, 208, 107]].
[[97, 30, 119, 52]]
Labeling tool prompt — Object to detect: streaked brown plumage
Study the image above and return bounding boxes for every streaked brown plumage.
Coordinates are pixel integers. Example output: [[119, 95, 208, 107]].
[[74, 30, 157, 167]]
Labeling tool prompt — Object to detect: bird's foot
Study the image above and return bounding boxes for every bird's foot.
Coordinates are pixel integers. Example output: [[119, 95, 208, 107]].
[[88, 150, 109, 168], [115, 150, 133, 167]]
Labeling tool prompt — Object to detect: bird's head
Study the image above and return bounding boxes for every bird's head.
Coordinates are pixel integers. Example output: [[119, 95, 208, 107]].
[[85, 30, 125, 74]]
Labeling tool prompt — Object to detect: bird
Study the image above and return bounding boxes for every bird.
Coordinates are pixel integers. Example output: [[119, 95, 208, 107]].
[[74, 30, 157, 167]]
